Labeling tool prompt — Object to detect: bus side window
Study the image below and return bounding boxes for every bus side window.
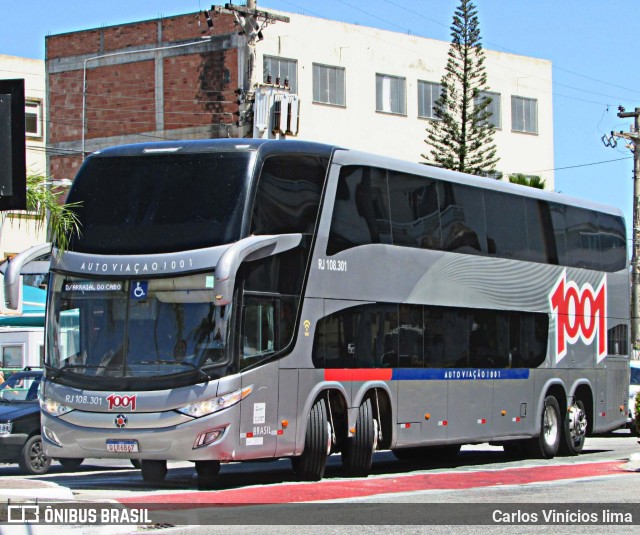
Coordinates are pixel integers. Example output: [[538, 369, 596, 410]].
[[439, 182, 487, 255], [251, 155, 327, 235], [327, 166, 392, 255], [598, 213, 627, 272], [388, 172, 442, 251], [484, 191, 527, 260], [525, 199, 558, 264]]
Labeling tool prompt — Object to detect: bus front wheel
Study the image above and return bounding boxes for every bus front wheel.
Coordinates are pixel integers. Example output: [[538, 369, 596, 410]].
[[527, 395, 561, 459], [342, 397, 377, 476], [292, 398, 330, 481], [141, 460, 167, 484]]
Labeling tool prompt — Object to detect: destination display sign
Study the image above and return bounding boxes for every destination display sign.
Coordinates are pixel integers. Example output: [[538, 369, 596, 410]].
[[62, 281, 125, 293]]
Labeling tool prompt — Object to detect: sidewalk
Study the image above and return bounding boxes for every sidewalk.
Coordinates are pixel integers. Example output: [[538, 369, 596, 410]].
[[0, 477, 74, 501]]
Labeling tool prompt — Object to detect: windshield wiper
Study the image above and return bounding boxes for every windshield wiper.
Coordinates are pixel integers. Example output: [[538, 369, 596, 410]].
[[138, 359, 211, 382], [46, 363, 109, 380]]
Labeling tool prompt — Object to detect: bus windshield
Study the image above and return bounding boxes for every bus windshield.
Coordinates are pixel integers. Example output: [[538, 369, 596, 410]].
[[46, 273, 232, 381], [66, 151, 252, 255]]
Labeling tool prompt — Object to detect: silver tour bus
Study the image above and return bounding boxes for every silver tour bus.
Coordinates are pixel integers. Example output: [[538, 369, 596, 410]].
[[41, 139, 630, 485]]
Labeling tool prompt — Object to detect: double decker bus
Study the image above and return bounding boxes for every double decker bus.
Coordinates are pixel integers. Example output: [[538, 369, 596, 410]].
[[41, 139, 630, 485]]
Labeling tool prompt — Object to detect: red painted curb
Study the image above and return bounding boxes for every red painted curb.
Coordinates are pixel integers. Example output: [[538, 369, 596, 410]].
[[118, 460, 626, 507]]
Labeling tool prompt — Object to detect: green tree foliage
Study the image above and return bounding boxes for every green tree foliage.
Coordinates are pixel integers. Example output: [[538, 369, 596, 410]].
[[508, 173, 547, 189], [24, 174, 81, 253], [423, 0, 499, 175]]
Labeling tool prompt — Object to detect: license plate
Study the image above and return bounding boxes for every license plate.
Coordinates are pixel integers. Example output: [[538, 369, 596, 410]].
[[106, 439, 139, 453]]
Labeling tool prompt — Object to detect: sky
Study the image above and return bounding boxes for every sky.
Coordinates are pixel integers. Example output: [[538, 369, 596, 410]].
[[1, 0, 639, 244]]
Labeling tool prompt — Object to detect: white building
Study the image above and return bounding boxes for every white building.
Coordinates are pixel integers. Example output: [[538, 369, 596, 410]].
[[257, 12, 554, 188], [0, 54, 47, 260]]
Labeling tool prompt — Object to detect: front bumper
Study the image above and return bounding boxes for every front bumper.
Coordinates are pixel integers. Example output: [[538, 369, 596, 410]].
[[41, 407, 241, 462]]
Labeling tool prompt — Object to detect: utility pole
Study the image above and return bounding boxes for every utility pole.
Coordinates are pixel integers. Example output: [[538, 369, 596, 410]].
[[212, 2, 289, 90], [212, 2, 290, 135], [605, 107, 640, 352]]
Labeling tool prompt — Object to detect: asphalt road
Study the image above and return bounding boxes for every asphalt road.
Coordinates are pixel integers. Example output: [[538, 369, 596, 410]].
[[1, 430, 638, 534]]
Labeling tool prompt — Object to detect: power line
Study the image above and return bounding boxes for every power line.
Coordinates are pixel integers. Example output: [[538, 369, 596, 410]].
[[533, 156, 632, 173]]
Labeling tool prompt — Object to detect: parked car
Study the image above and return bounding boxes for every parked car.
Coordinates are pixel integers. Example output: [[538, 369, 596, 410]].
[[0, 368, 84, 474], [0, 369, 49, 474], [628, 360, 640, 436]]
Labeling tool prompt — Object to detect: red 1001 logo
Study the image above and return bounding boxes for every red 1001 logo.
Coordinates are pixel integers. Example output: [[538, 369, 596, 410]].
[[549, 270, 607, 363], [106, 393, 137, 411]]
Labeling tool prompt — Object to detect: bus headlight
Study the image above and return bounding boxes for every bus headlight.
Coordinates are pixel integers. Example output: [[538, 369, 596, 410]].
[[177, 385, 253, 418], [40, 397, 74, 417]]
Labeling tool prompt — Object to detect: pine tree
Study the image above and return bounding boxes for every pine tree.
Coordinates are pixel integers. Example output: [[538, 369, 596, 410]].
[[423, 0, 499, 176]]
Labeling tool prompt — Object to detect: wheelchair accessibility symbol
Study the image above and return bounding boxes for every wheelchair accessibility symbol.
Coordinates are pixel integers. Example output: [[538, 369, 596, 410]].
[[130, 281, 148, 300]]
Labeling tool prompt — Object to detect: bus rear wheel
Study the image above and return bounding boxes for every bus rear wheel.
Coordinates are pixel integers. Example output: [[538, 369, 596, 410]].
[[526, 395, 561, 459], [559, 399, 587, 456], [292, 398, 330, 481], [342, 397, 377, 477], [141, 460, 167, 484]]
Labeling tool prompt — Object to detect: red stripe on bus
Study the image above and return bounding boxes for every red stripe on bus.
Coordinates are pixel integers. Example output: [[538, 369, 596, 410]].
[[324, 369, 393, 381]]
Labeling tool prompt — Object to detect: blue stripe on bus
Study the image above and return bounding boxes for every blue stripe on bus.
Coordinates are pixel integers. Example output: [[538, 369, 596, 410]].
[[391, 368, 530, 381]]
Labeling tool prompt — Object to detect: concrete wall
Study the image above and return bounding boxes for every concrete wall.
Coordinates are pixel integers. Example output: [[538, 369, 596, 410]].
[[46, 12, 244, 180]]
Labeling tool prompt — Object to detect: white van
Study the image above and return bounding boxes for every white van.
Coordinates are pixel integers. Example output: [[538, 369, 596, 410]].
[[0, 326, 44, 371]]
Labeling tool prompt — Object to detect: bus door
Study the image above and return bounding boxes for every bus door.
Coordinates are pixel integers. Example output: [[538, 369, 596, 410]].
[[238, 296, 281, 459]]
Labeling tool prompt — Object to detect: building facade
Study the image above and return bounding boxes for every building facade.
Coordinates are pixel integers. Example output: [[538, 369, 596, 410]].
[[0, 54, 47, 260], [46, 8, 554, 189]]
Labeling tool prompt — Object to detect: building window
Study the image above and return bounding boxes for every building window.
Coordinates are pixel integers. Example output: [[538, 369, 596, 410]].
[[511, 96, 537, 134], [2, 345, 23, 368], [263, 56, 297, 93], [417, 81, 442, 119], [475, 91, 501, 128], [25, 99, 42, 138], [376, 74, 406, 115], [312, 63, 345, 106]]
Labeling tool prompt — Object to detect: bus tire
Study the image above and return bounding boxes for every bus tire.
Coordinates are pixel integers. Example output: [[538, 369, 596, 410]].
[[141, 460, 167, 483], [342, 397, 377, 477], [18, 435, 51, 475], [58, 458, 84, 470], [195, 460, 221, 488], [527, 395, 561, 459], [559, 399, 587, 456], [292, 398, 330, 481]]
